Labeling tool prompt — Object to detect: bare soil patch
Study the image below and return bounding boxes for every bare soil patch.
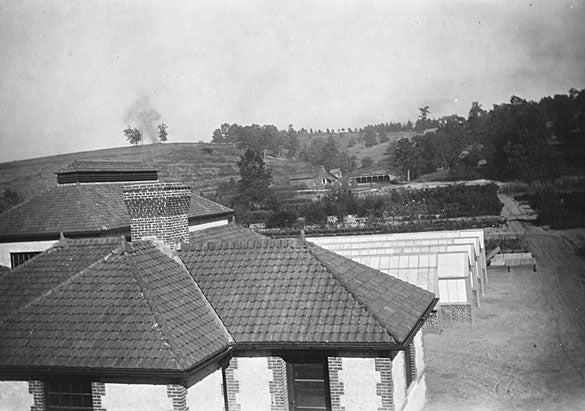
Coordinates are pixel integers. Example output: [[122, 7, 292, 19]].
[[423, 196, 585, 410]]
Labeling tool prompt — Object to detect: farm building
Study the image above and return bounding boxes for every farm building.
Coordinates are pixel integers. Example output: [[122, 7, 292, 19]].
[[0, 160, 233, 269], [308, 230, 487, 325], [288, 165, 342, 188], [0, 181, 438, 411], [348, 167, 399, 186]]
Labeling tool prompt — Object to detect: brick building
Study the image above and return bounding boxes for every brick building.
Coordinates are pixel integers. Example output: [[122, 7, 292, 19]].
[[0, 161, 233, 269], [0, 182, 438, 411]]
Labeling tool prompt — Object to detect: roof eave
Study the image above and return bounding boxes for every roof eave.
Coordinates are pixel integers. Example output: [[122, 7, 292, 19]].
[[398, 296, 439, 347], [232, 341, 402, 351], [0, 228, 130, 243], [0, 346, 234, 385]]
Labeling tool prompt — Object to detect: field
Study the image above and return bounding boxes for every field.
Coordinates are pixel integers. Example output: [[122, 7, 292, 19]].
[[424, 196, 585, 410], [0, 142, 314, 200]]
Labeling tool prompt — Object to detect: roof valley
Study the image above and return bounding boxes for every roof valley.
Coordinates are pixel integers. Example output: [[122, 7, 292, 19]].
[[178, 257, 234, 345]]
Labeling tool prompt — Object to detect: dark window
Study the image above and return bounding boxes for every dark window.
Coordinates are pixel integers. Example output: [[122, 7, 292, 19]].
[[286, 360, 331, 411], [46, 381, 93, 411], [10, 251, 41, 268]]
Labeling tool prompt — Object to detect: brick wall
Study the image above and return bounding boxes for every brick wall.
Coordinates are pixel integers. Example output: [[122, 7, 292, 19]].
[[267, 357, 288, 410], [327, 357, 344, 411], [375, 358, 393, 411], [441, 304, 473, 323], [408, 343, 417, 383], [92, 382, 106, 411], [422, 311, 440, 333], [123, 182, 191, 248], [167, 384, 188, 411], [28, 380, 45, 411], [224, 357, 241, 411]]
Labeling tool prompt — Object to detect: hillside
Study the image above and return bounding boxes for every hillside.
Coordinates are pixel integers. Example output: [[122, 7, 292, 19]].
[[0, 143, 314, 201], [298, 130, 417, 165]]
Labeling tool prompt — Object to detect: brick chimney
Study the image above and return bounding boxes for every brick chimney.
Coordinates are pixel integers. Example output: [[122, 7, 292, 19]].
[[123, 182, 191, 248]]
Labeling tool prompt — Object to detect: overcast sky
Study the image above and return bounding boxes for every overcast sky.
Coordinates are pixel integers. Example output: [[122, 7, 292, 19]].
[[1, 0, 584, 163]]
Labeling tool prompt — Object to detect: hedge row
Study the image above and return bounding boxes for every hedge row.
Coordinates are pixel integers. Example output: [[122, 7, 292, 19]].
[[517, 190, 585, 229]]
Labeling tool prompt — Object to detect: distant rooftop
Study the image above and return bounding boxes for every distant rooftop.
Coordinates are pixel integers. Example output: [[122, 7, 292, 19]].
[[56, 160, 158, 184], [0, 184, 233, 241]]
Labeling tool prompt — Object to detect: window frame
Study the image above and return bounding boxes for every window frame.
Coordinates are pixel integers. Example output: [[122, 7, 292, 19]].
[[45, 380, 94, 411], [10, 251, 42, 268], [285, 356, 332, 411]]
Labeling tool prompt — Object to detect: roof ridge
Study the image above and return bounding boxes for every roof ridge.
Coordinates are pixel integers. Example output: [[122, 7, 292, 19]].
[[0, 243, 119, 327], [307, 244, 397, 342], [124, 249, 185, 370], [174, 254, 234, 345], [185, 238, 298, 251]]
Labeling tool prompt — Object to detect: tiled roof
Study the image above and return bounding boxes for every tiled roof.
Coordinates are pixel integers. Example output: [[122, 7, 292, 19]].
[[187, 195, 233, 222], [0, 235, 435, 373], [0, 238, 231, 371], [57, 160, 157, 173], [189, 224, 266, 243], [180, 240, 436, 345], [308, 244, 437, 343], [0, 184, 233, 239]]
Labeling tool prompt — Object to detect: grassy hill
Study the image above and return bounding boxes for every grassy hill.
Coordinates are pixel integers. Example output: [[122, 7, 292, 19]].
[[0, 143, 315, 201], [298, 130, 417, 166]]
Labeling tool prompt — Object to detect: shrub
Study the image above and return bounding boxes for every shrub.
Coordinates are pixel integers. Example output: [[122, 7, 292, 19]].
[[266, 209, 298, 228]]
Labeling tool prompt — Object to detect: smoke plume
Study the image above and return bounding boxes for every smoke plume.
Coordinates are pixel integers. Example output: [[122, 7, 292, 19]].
[[124, 95, 162, 143]]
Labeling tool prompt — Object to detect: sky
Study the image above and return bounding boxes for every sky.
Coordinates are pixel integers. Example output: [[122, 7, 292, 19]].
[[0, 0, 584, 163]]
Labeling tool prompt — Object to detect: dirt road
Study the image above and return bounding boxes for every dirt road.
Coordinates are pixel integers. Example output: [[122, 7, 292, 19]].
[[423, 195, 585, 410]]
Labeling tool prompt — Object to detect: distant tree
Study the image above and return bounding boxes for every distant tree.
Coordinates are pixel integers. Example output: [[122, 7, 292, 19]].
[[235, 149, 274, 207], [319, 136, 341, 171], [157, 123, 168, 143], [285, 124, 300, 158], [124, 126, 142, 146], [393, 137, 425, 180], [0, 188, 23, 214], [466, 102, 487, 144], [378, 131, 389, 143], [419, 106, 430, 120], [364, 128, 377, 147], [212, 129, 224, 143], [483, 96, 564, 182], [361, 156, 374, 168]]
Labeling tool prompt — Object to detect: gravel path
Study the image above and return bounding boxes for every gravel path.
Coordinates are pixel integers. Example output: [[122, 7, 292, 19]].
[[423, 195, 585, 410]]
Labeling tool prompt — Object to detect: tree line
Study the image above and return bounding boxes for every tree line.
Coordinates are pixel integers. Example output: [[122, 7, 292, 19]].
[[389, 89, 585, 182]]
